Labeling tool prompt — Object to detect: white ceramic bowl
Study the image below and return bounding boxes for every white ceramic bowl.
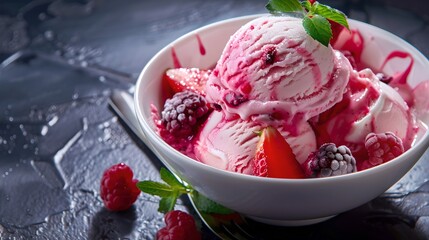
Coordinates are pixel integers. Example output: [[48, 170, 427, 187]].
[[135, 14, 429, 226]]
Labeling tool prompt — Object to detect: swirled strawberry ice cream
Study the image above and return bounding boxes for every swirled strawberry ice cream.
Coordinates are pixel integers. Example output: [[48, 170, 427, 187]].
[[194, 15, 352, 171], [310, 68, 416, 169], [206, 16, 351, 124]]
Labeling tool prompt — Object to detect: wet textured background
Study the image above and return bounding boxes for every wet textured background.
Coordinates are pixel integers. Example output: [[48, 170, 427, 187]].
[[0, 0, 429, 239]]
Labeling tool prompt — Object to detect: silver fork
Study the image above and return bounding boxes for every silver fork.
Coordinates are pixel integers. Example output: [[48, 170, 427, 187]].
[[108, 90, 261, 240]]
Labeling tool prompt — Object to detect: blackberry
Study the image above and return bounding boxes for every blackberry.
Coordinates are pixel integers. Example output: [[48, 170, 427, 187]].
[[161, 91, 209, 137], [303, 143, 357, 178]]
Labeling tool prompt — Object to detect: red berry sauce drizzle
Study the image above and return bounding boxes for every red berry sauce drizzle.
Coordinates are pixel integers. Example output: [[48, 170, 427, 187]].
[[171, 34, 207, 69]]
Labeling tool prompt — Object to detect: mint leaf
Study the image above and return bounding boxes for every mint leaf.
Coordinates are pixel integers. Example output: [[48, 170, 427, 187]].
[[303, 15, 332, 47], [159, 194, 179, 213], [191, 191, 234, 214], [160, 167, 186, 189], [138, 167, 235, 215], [313, 2, 349, 29], [266, 0, 304, 14], [137, 181, 176, 197], [300, 0, 313, 12]]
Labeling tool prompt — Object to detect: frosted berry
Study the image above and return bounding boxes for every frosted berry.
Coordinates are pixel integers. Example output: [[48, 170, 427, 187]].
[[161, 91, 209, 137], [361, 132, 404, 170], [100, 163, 140, 211], [303, 143, 357, 178], [156, 210, 201, 240]]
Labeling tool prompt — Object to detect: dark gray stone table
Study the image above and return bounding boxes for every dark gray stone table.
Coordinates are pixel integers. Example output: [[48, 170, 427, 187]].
[[1, 0, 428, 239]]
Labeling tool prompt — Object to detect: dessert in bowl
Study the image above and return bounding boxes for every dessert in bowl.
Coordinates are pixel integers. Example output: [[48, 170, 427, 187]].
[[134, 13, 429, 225]]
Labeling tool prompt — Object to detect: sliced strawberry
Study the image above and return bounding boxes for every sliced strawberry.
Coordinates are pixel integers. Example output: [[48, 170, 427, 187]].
[[163, 68, 212, 96], [253, 126, 305, 179]]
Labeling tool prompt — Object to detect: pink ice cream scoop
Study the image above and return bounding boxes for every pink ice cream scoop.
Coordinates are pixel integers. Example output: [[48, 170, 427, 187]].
[[193, 111, 316, 175], [310, 68, 416, 168], [206, 16, 352, 124]]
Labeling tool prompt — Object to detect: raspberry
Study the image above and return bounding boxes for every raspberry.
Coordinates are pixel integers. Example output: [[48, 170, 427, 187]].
[[302, 143, 357, 178], [161, 91, 209, 137], [156, 210, 201, 240], [361, 132, 404, 170], [100, 163, 140, 211]]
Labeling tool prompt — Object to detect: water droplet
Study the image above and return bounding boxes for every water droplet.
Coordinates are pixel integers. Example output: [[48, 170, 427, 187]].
[[44, 30, 54, 41], [41, 126, 48, 136], [8, 117, 14, 122], [48, 115, 59, 126], [72, 93, 79, 100], [82, 117, 88, 131], [99, 76, 106, 82], [19, 124, 27, 136], [80, 61, 88, 67]]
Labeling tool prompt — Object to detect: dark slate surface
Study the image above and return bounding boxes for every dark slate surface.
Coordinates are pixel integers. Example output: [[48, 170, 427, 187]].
[[0, 0, 428, 239]]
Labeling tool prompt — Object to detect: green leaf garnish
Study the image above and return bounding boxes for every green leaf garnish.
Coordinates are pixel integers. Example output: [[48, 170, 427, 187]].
[[137, 167, 232, 214], [300, 0, 313, 12], [266, 0, 304, 14], [136, 181, 177, 198], [160, 195, 179, 213], [312, 2, 349, 29], [137, 168, 189, 213], [160, 167, 184, 188], [265, 0, 350, 47], [303, 15, 332, 47]]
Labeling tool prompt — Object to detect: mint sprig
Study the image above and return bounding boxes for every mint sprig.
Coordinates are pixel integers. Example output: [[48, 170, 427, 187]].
[[137, 167, 232, 214], [266, 0, 349, 47], [303, 15, 332, 47]]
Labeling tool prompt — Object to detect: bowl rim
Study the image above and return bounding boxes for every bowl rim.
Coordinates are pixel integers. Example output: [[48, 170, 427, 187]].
[[134, 14, 429, 184]]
